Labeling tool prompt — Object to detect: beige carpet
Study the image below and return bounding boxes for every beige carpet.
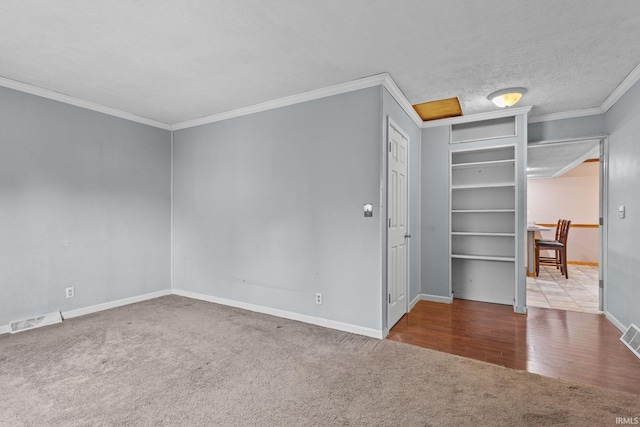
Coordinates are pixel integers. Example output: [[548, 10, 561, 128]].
[[0, 295, 638, 426]]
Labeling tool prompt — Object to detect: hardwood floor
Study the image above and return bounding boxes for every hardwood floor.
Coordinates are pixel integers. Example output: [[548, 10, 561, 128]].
[[388, 299, 640, 395]]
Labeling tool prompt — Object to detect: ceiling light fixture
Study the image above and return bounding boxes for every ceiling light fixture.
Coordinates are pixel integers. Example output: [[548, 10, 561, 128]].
[[488, 87, 527, 108]]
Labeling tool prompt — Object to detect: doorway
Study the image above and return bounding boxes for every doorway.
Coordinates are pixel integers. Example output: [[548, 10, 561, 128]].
[[387, 118, 410, 329], [526, 137, 606, 313]]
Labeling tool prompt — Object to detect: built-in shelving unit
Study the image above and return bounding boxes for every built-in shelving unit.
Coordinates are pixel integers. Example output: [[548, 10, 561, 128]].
[[450, 145, 517, 306]]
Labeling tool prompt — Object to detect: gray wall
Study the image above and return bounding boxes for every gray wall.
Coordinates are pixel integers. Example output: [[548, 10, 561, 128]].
[[173, 87, 384, 331], [605, 80, 640, 329], [381, 88, 422, 313], [528, 114, 606, 142], [0, 87, 171, 326], [420, 126, 451, 298]]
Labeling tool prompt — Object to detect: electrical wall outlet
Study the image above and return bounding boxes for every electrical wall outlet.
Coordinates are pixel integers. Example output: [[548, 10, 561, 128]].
[[65, 286, 74, 298], [315, 293, 322, 304]]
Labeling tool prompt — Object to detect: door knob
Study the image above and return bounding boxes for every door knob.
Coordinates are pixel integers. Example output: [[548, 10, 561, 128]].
[[404, 233, 411, 239]]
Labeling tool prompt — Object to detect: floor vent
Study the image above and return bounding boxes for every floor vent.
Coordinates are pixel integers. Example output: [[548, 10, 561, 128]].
[[9, 312, 62, 334], [620, 324, 640, 359]]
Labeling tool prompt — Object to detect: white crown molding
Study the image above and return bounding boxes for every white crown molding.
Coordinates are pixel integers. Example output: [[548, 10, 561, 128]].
[[601, 61, 640, 112], [528, 62, 640, 124], [172, 74, 392, 131], [381, 75, 423, 127], [421, 105, 532, 128], [528, 107, 604, 124], [5, 60, 638, 132], [172, 288, 385, 339], [0, 76, 172, 131], [551, 145, 600, 178]]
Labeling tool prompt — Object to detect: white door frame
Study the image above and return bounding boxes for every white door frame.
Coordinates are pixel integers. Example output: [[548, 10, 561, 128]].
[[527, 136, 608, 311], [386, 117, 410, 330], [599, 137, 608, 312]]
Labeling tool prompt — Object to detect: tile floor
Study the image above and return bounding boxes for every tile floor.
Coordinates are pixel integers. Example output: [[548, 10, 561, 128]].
[[527, 264, 601, 313]]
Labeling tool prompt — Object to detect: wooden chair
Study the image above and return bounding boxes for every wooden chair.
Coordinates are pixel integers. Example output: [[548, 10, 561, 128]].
[[535, 219, 562, 263], [535, 219, 571, 278]]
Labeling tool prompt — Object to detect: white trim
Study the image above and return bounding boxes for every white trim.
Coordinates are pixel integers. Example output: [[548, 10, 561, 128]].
[[172, 289, 384, 339], [551, 145, 599, 178], [527, 62, 640, 123], [9, 311, 62, 333], [601, 61, 640, 112], [382, 76, 423, 127], [600, 137, 609, 312], [606, 311, 627, 333], [422, 106, 532, 128], [420, 293, 453, 304], [408, 293, 454, 309], [409, 294, 421, 310], [514, 305, 527, 314], [0, 76, 172, 130], [170, 130, 174, 290], [0, 324, 10, 335], [527, 135, 608, 146], [61, 289, 172, 319], [387, 117, 412, 330], [528, 107, 603, 123], [172, 74, 390, 130]]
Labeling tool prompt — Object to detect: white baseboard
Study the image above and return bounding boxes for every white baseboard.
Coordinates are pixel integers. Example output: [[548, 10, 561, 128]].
[[514, 305, 527, 314], [2, 288, 385, 340], [420, 293, 453, 304], [0, 289, 172, 334], [409, 294, 421, 310], [408, 294, 453, 311], [172, 289, 385, 339], [605, 311, 627, 333], [61, 289, 172, 320]]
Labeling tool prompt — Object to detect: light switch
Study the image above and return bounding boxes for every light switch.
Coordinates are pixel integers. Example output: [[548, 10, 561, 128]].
[[619, 205, 625, 219], [364, 203, 373, 217]]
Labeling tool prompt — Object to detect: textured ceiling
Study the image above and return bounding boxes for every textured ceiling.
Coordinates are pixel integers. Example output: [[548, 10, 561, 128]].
[[1, 1, 639, 125], [528, 140, 600, 179]]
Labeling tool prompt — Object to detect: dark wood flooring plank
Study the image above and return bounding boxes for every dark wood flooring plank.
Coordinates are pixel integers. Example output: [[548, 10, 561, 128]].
[[387, 299, 640, 395]]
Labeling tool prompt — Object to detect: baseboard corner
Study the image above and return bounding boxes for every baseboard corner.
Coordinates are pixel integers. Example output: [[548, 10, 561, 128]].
[[605, 311, 627, 333], [61, 289, 172, 320], [409, 294, 421, 310], [420, 293, 453, 304], [172, 288, 384, 339]]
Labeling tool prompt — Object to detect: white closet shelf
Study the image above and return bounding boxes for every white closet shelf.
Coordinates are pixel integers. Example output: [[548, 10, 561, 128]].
[[451, 254, 516, 262], [451, 159, 515, 169], [451, 183, 515, 190], [451, 209, 515, 213], [451, 232, 515, 237]]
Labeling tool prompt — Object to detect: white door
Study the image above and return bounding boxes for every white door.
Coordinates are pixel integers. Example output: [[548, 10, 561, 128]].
[[387, 118, 410, 329]]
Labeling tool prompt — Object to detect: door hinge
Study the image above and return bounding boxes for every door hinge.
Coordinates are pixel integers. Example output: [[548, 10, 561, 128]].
[[389, 294, 391, 303], [599, 279, 604, 289], [389, 218, 391, 228], [389, 142, 391, 152], [599, 217, 603, 226]]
